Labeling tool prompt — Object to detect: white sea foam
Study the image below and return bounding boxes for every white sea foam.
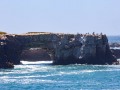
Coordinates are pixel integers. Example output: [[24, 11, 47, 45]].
[[0, 76, 64, 84], [20, 61, 53, 65]]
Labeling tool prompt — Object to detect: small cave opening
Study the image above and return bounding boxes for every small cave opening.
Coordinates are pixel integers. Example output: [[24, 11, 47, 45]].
[[20, 48, 52, 61]]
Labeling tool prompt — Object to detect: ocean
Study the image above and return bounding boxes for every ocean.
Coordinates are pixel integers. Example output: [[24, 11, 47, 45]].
[[0, 36, 120, 90], [108, 36, 120, 43]]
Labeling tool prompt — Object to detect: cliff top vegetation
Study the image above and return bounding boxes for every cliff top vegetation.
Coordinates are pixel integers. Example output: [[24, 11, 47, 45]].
[[0, 31, 7, 35]]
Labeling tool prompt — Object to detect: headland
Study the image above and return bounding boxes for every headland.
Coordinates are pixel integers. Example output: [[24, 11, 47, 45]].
[[0, 32, 118, 68]]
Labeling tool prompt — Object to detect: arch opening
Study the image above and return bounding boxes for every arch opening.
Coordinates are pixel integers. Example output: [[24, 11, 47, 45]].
[[20, 48, 52, 61]]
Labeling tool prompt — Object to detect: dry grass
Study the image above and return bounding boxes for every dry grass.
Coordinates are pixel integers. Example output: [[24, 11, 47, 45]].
[[25, 32, 52, 35], [0, 31, 7, 35]]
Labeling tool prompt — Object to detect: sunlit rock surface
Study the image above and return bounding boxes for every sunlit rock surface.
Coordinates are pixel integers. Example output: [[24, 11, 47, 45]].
[[0, 32, 118, 68], [53, 34, 118, 65]]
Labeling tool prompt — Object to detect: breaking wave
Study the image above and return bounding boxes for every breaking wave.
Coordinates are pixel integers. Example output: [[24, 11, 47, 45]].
[[0, 61, 120, 90]]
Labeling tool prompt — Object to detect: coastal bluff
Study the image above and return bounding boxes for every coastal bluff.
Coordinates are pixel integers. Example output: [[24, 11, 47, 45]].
[[0, 32, 118, 68]]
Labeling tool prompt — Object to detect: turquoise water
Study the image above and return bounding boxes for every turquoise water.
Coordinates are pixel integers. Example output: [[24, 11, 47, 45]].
[[0, 61, 120, 90]]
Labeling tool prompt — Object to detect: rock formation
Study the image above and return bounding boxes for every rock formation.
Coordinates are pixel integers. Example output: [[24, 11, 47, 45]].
[[111, 49, 120, 59], [21, 48, 51, 61], [0, 35, 14, 68], [109, 43, 120, 48], [109, 43, 120, 59], [53, 34, 118, 65], [0, 32, 118, 68]]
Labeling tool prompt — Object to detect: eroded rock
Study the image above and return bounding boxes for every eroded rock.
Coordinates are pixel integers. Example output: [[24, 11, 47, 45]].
[[53, 34, 118, 65], [0, 32, 118, 68]]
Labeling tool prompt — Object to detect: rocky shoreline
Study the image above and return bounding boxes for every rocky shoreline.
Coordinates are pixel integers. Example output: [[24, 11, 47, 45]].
[[0, 32, 119, 68], [108, 42, 120, 59], [53, 34, 118, 65], [109, 42, 120, 48]]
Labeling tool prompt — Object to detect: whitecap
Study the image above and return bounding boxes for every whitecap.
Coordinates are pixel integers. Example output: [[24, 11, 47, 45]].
[[20, 61, 53, 65]]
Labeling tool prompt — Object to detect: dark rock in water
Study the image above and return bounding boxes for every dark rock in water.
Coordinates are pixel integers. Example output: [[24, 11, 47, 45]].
[[0, 42, 14, 68], [0, 35, 22, 68], [111, 49, 120, 59], [0, 62, 14, 69], [109, 43, 120, 48], [109, 42, 120, 60], [4, 35, 23, 64], [0, 32, 118, 68]]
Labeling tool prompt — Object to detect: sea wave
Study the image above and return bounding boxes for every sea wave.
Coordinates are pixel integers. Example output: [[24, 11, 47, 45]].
[[0, 62, 120, 90], [20, 61, 53, 65]]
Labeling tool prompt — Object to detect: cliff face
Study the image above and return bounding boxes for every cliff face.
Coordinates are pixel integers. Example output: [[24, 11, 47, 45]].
[[0, 32, 118, 68], [0, 35, 14, 68], [53, 34, 118, 65]]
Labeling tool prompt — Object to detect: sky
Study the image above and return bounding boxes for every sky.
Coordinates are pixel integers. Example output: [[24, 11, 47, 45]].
[[0, 0, 120, 35]]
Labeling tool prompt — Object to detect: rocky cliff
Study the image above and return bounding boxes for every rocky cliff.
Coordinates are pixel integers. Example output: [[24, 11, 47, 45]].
[[0, 35, 15, 68], [0, 32, 118, 68], [53, 34, 118, 65]]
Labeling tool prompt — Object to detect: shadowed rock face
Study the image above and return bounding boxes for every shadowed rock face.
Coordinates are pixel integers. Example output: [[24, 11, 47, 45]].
[[111, 49, 120, 59], [0, 35, 15, 68], [21, 48, 51, 61], [0, 32, 118, 68]]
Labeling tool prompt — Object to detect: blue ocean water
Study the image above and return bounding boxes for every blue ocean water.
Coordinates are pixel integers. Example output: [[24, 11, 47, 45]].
[[0, 61, 120, 90], [0, 36, 120, 90], [108, 36, 120, 43]]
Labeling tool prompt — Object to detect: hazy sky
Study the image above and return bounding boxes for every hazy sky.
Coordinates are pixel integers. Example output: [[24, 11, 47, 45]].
[[0, 0, 120, 35]]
